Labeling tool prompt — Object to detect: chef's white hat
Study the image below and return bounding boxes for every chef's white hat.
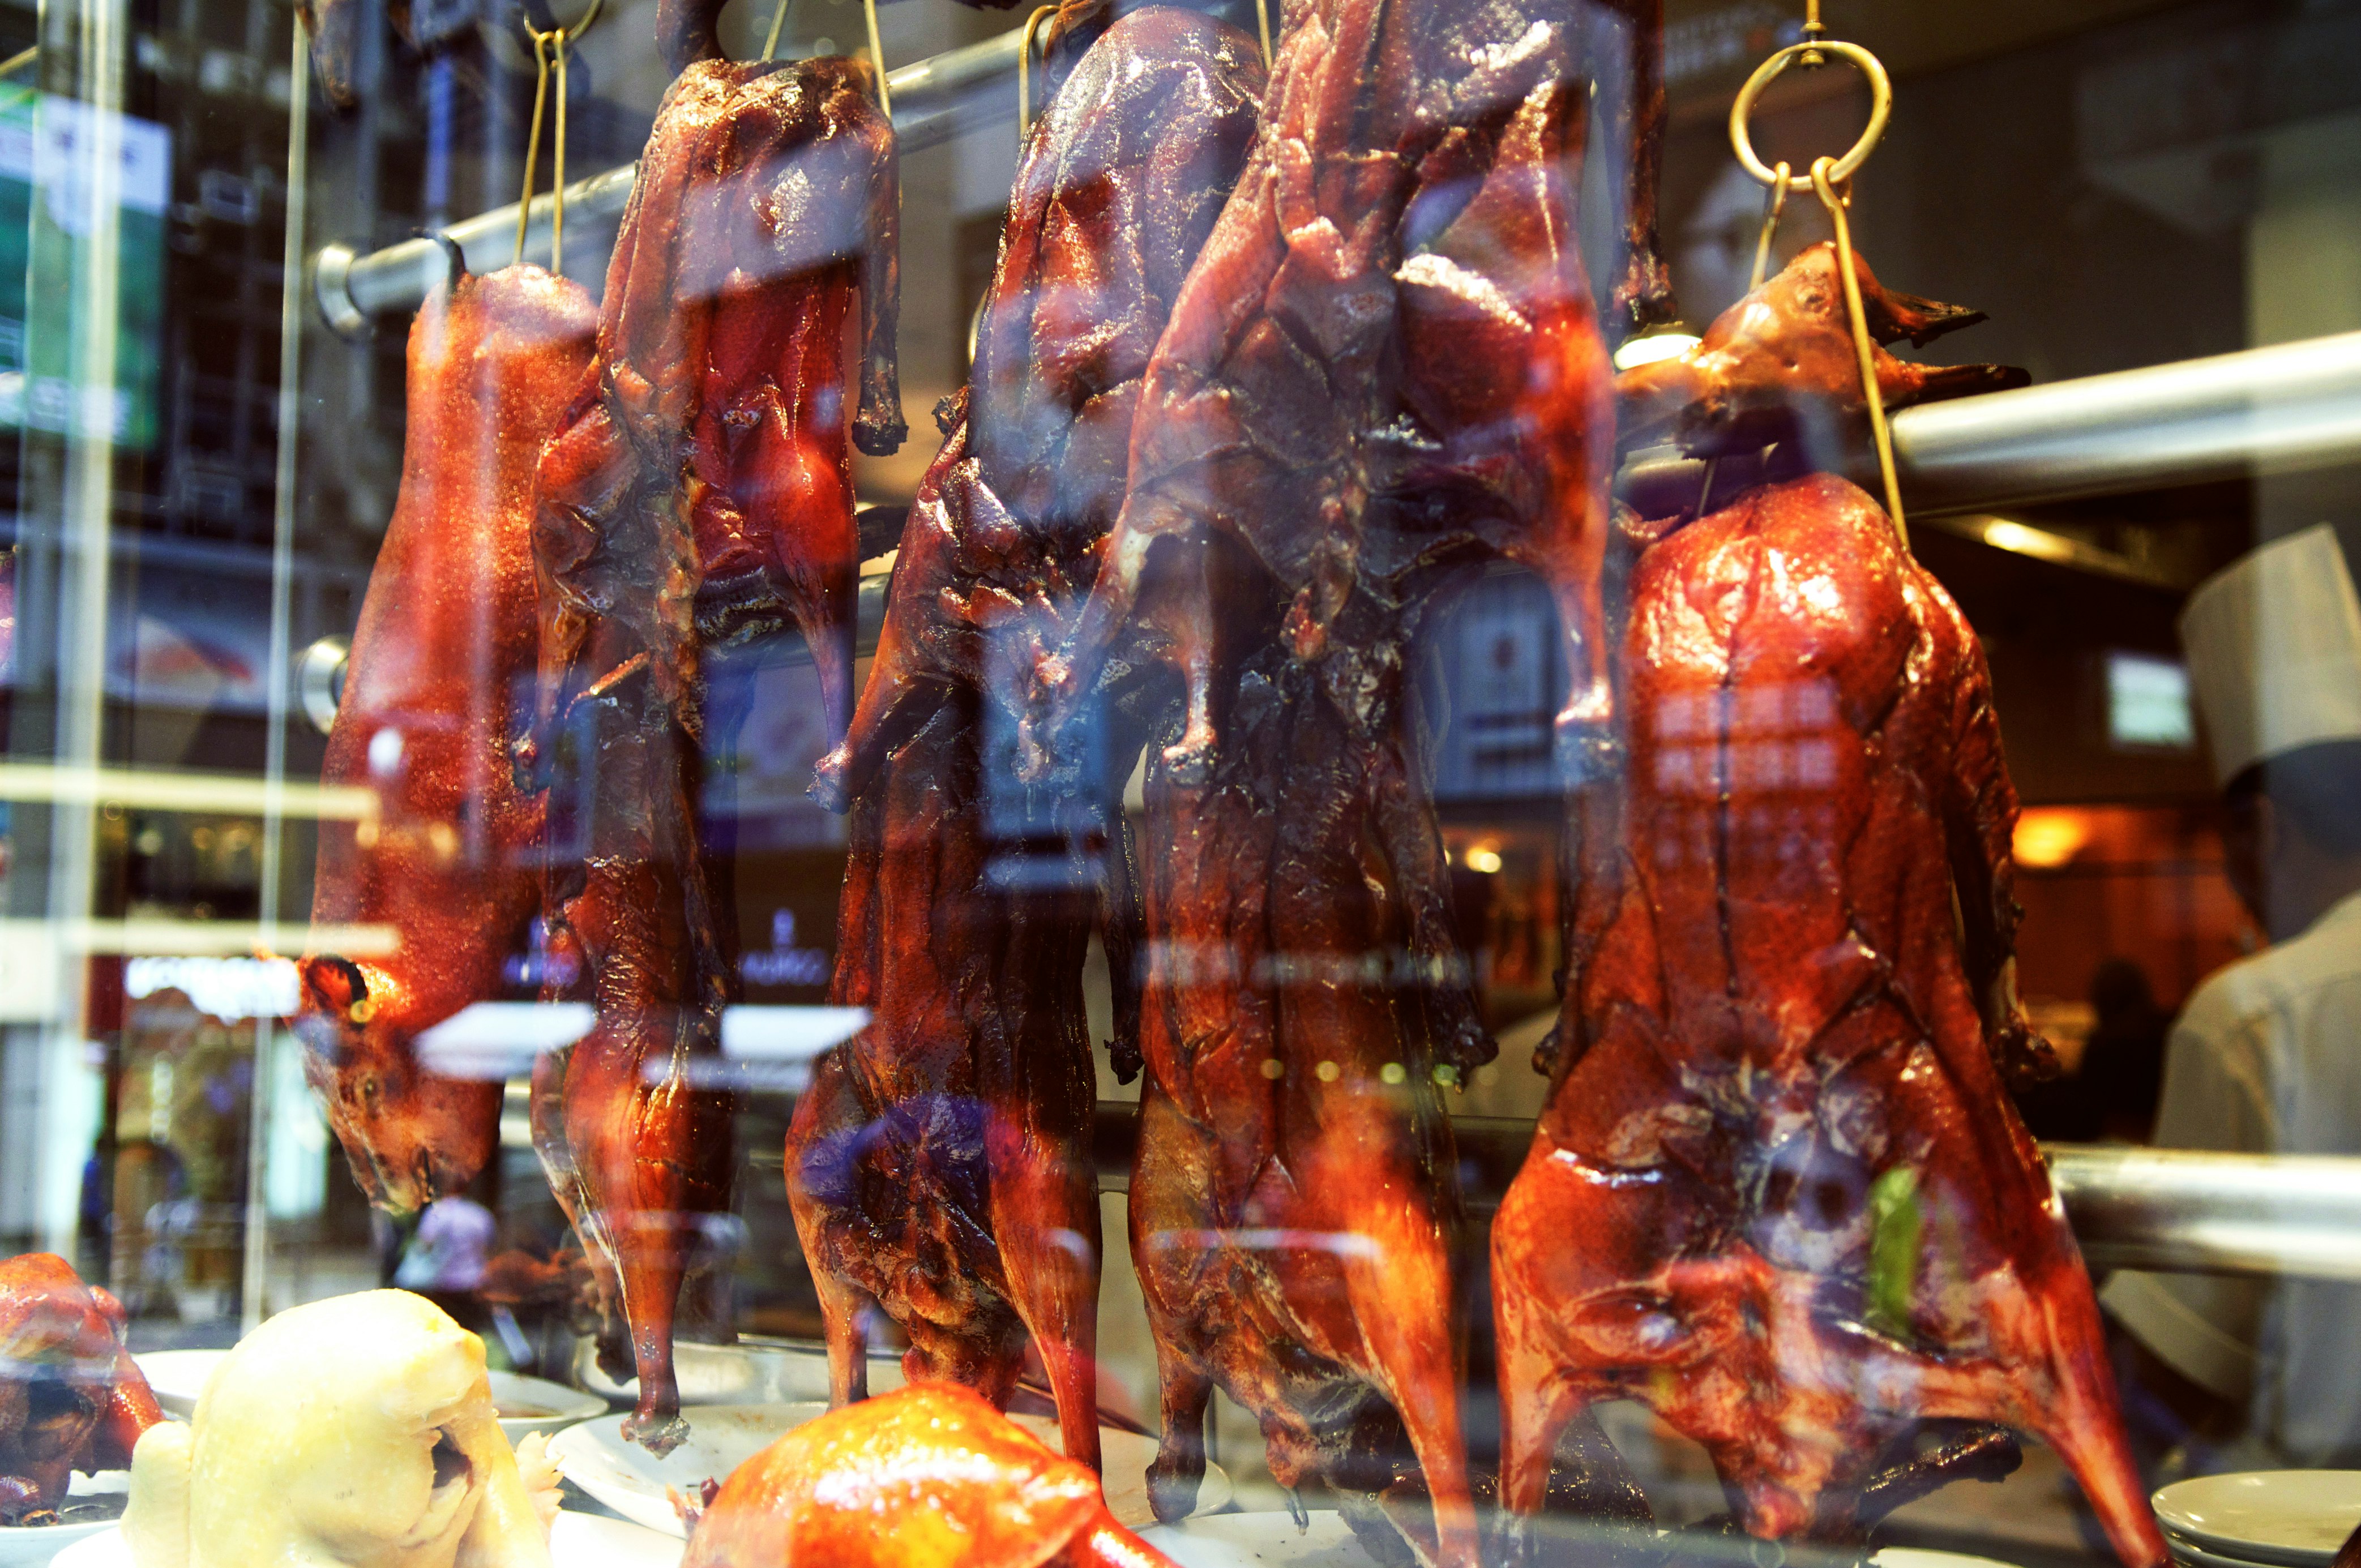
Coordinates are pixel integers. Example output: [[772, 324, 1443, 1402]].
[[2178, 524, 2361, 788]]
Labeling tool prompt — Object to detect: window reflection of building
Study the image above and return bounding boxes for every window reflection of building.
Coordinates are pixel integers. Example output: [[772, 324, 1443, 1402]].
[[110, 984, 251, 1322]]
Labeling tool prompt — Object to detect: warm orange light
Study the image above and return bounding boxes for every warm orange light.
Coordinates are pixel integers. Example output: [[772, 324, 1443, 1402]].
[[2013, 808, 2093, 869], [1464, 843, 1503, 875]]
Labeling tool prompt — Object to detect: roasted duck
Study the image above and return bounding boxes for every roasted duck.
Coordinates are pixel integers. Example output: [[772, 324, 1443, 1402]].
[[298, 250, 595, 1219], [530, 7, 901, 1454], [1035, 0, 1673, 790], [1491, 261, 2165, 1567], [792, 5, 1262, 1475], [1614, 241, 2028, 461], [1015, 0, 1671, 1559], [682, 1383, 1179, 1568], [1120, 645, 1508, 1568], [0, 1254, 163, 1524]]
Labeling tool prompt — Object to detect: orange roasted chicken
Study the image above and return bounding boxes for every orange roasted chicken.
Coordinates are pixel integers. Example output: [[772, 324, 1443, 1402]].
[[0, 1253, 164, 1524], [682, 1383, 1177, 1568]]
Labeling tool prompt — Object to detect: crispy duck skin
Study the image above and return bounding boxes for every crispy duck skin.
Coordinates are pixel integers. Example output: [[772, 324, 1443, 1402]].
[[0, 1254, 164, 1523], [1015, 1, 1671, 1560], [791, 8, 1262, 1475], [814, 2, 1258, 808], [1615, 242, 2030, 460], [677, 59, 904, 739], [1124, 644, 1537, 1568], [537, 40, 904, 747], [1034, 0, 1670, 793], [529, 29, 900, 1456], [1490, 472, 2165, 1567], [681, 1384, 1179, 1568], [297, 256, 595, 1219]]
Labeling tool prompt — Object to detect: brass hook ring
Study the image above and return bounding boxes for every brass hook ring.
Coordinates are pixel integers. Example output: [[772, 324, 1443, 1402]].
[[1017, 5, 1057, 140], [863, 0, 890, 115], [511, 0, 601, 268], [1728, 38, 1890, 192], [559, 0, 602, 42], [1807, 153, 1907, 549]]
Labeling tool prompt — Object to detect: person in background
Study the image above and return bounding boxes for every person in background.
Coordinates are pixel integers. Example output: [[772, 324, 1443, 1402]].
[[2102, 524, 2361, 1470], [395, 1194, 497, 1295], [2010, 957, 2169, 1145], [2080, 958, 2169, 1143], [395, 1194, 499, 1336], [2011, 1027, 2103, 1143]]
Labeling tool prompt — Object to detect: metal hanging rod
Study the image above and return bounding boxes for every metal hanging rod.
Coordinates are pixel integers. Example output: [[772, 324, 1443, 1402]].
[[2042, 1143, 2361, 1281], [815, 323, 2361, 670], [1088, 1106, 2361, 1282], [313, 24, 1029, 336], [1618, 328, 2361, 522], [345, 328, 2361, 684]]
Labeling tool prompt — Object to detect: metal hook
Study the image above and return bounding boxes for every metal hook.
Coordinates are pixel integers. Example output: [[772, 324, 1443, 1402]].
[[424, 229, 467, 294], [1017, 5, 1057, 142], [1810, 155, 1907, 549], [512, 0, 601, 270], [514, 28, 553, 264], [1253, 0, 1271, 67], [551, 29, 570, 271], [863, 0, 890, 115], [1729, 37, 1889, 192], [1748, 161, 1791, 292], [762, 0, 795, 63]]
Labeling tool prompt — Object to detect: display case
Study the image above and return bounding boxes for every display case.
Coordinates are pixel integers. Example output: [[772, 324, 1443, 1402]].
[[4, 0, 2361, 1563]]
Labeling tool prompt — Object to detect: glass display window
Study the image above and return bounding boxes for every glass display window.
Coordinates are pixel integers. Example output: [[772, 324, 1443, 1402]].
[[3, 1, 2360, 1565]]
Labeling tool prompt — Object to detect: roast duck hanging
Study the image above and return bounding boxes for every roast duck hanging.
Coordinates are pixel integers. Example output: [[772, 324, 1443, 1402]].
[[1490, 244, 2170, 1568], [793, 0, 1264, 1475], [298, 248, 596, 1222], [1014, 0, 1671, 1561], [527, 0, 903, 1454]]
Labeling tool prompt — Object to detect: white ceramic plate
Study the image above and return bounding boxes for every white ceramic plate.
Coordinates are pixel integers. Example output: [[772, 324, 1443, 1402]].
[[1134, 1511, 1371, 1567], [0, 1473, 130, 1567], [486, 1371, 608, 1444], [134, 1349, 600, 1447], [2165, 1531, 2291, 1568], [50, 1509, 680, 1568], [2154, 1472, 2361, 1567], [128, 1350, 224, 1419], [549, 1402, 1230, 1539], [1127, 1520, 2028, 1568], [572, 1335, 905, 1406]]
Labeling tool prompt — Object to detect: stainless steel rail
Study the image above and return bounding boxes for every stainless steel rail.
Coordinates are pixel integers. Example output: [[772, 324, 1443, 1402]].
[[1896, 330, 2361, 512], [312, 25, 1029, 335], [1616, 329, 2361, 520], [1092, 1106, 2361, 1282], [2045, 1143, 2361, 1281]]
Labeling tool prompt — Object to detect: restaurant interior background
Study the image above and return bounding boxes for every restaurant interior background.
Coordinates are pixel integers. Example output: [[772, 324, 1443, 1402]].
[[0, 0, 2355, 1558]]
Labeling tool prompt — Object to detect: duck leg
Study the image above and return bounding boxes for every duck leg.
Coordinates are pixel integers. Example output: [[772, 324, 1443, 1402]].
[[786, 1048, 878, 1407]]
